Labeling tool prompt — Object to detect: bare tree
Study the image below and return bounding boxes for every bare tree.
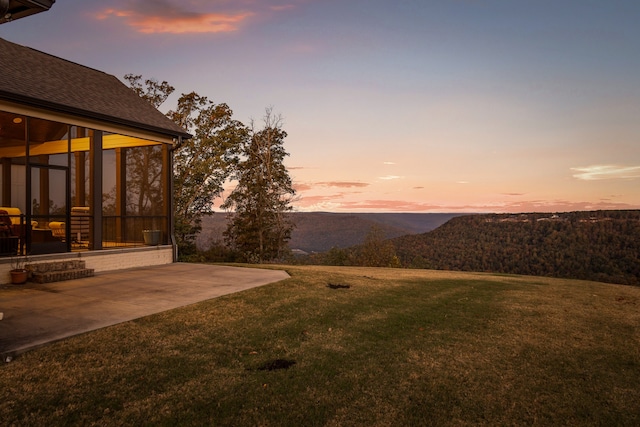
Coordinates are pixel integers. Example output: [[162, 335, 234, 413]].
[[222, 108, 296, 262]]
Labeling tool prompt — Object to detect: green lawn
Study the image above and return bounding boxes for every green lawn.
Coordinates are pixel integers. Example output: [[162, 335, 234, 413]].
[[2, 265, 639, 426]]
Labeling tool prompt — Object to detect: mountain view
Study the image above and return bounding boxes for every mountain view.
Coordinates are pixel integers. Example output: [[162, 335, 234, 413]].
[[197, 212, 462, 253], [199, 209, 640, 287], [390, 210, 640, 286], [337, 210, 639, 286]]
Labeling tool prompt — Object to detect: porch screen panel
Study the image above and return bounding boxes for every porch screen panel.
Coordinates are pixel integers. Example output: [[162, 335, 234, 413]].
[[0, 111, 26, 256], [126, 144, 166, 244], [101, 133, 168, 247], [28, 117, 70, 254], [0, 110, 26, 211], [29, 166, 67, 254]]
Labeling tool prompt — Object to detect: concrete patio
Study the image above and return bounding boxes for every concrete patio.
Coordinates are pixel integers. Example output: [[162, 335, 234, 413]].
[[0, 263, 290, 359]]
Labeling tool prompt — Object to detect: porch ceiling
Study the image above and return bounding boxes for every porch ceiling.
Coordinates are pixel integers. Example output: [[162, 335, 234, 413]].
[[0, 134, 161, 158], [0, 111, 66, 145], [0, 0, 55, 25], [1, 110, 163, 157]]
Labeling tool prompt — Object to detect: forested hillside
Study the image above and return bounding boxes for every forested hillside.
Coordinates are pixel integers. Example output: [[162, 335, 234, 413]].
[[286, 213, 407, 252], [197, 212, 460, 253], [392, 210, 640, 286]]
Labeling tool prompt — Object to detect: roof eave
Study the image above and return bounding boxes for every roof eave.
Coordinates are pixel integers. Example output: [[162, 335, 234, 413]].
[[0, 90, 192, 140], [0, 0, 55, 24]]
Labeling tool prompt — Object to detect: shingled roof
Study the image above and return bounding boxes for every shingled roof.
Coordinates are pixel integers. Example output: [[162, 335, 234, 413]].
[[0, 37, 190, 139]]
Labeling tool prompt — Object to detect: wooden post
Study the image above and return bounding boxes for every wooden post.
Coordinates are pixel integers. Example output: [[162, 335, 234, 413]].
[[89, 130, 102, 250]]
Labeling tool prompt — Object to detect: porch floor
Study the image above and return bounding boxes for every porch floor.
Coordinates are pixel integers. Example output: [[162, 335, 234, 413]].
[[0, 263, 290, 359]]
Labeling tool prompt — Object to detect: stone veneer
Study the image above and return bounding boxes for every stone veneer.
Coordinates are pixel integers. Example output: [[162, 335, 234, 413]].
[[27, 260, 95, 284]]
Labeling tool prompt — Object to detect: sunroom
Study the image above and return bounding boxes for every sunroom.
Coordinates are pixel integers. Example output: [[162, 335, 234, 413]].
[[0, 38, 190, 272]]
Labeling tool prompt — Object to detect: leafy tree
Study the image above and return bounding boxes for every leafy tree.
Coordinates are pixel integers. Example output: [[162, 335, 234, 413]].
[[125, 75, 247, 255], [124, 74, 174, 109], [125, 145, 163, 215], [323, 246, 351, 266], [123, 74, 172, 216], [222, 108, 296, 263], [168, 93, 247, 255], [354, 225, 400, 267]]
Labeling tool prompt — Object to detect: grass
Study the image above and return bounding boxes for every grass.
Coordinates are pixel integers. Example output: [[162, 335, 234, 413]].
[[1, 265, 639, 426]]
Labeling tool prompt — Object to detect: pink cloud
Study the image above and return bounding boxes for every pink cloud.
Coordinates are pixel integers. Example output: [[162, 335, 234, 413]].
[[293, 183, 313, 192], [292, 196, 640, 213], [293, 181, 369, 194], [270, 4, 297, 12], [337, 200, 446, 212], [495, 199, 638, 213], [316, 181, 370, 188], [97, 5, 251, 34], [571, 165, 640, 181], [294, 197, 448, 212], [95, 0, 306, 34], [298, 193, 347, 203]]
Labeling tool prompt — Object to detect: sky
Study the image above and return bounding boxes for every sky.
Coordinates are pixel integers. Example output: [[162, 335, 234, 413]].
[[2, 0, 640, 213]]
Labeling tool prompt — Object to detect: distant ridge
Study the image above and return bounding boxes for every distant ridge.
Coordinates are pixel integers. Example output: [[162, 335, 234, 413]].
[[196, 212, 463, 253], [391, 210, 640, 286]]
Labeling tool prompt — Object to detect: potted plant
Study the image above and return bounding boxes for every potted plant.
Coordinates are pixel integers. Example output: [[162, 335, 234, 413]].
[[10, 255, 29, 284], [142, 218, 162, 245], [142, 229, 161, 245]]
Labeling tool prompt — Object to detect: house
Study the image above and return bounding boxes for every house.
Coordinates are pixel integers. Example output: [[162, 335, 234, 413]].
[[0, 37, 191, 281]]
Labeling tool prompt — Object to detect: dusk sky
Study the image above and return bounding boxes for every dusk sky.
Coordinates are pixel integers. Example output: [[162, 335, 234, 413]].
[[2, 1, 639, 213]]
